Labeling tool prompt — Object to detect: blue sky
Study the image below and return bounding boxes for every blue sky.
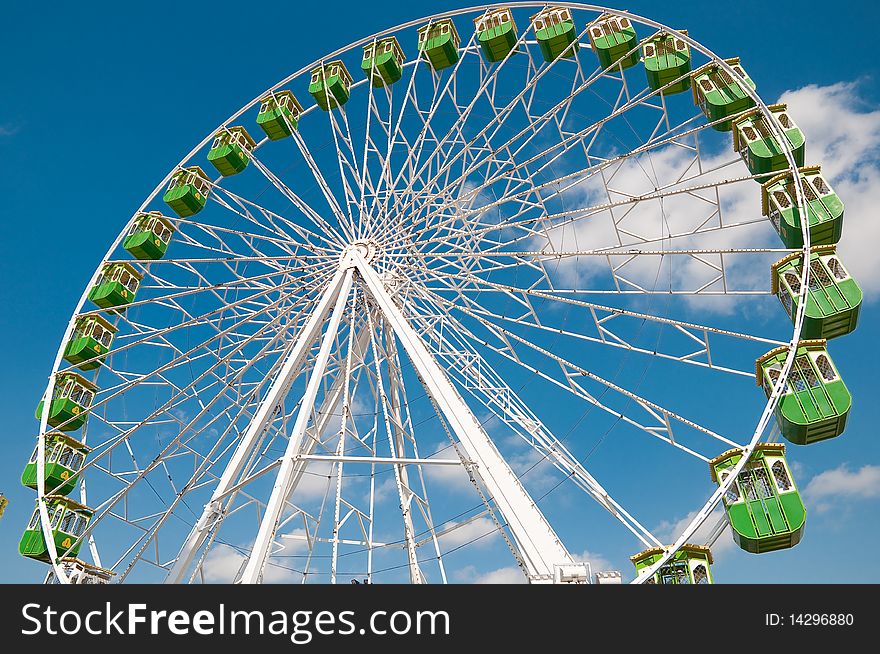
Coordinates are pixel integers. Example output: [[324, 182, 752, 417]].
[[1, 0, 878, 584]]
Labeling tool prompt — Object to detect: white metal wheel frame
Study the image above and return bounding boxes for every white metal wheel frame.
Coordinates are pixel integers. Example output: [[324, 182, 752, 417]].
[[31, 2, 816, 585]]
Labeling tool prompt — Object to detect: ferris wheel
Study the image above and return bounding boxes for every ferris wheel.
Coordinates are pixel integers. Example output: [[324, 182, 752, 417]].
[[23, 3, 861, 585]]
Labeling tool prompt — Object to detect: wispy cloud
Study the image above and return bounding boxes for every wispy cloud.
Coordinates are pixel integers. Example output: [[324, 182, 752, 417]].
[[533, 80, 880, 309], [803, 464, 880, 513], [654, 506, 736, 560], [452, 564, 526, 584], [0, 123, 21, 137], [780, 81, 880, 298]]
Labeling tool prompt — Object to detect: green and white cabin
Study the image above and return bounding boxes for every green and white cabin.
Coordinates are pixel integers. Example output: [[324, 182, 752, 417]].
[[531, 7, 578, 62], [35, 372, 97, 432], [123, 211, 175, 260], [362, 37, 406, 87], [87, 261, 143, 311], [772, 246, 862, 340], [691, 57, 756, 131], [757, 340, 851, 445], [256, 90, 303, 140], [642, 30, 691, 95], [207, 125, 256, 177], [711, 443, 805, 553], [21, 433, 90, 496], [762, 165, 843, 248], [417, 19, 461, 71], [474, 8, 518, 63], [309, 60, 353, 110], [45, 558, 113, 584], [162, 166, 211, 218], [733, 103, 805, 181], [587, 14, 638, 70], [63, 314, 116, 370], [631, 544, 713, 584], [19, 496, 93, 563]]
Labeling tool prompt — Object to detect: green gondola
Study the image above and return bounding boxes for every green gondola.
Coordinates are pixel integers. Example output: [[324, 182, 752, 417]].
[[631, 544, 713, 584], [691, 57, 756, 131], [123, 211, 175, 260], [772, 246, 862, 340], [762, 165, 844, 248], [19, 496, 93, 562], [642, 30, 691, 95], [309, 60, 353, 110], [474, 8, 518, 63], [62, 314, 116, 370], [87, 262, 143, 311], [162, 166, 211, 218], [256, 90, 304, 141], [531, 6, 578, 62], [362, 36, 406, 86], [587, 14, 639, 70], [207, 126, 256, 177], [733, 103, 805, 181], [711, 443, 805, 553], [21, 433, 90, 496], [757, 340, 851, 445], [417, 18, 461, 71], [35, 373, 97, 432]]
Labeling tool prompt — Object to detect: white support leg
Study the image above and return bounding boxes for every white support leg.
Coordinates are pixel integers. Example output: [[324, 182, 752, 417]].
[[240, 268, 355, 584], [165, 266, 352, 584], [353, 253, 574, 582]]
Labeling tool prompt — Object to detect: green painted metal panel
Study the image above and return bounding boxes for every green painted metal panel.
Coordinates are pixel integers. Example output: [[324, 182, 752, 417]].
[[535, 22, 578, 62], [123, 230, 169, 260], [257, 107, 297, 140], [693, 60, 756, 131], [477, 22, 517, 62], [644, 34, 691, 95], [19, 525, 85, 562], [758, 342, 851, 444], [63, 336, 108, 370], [309, 76, 351, 110], [21, 461, 76, 496], [748, 499, 772, 536], [163, 183, 207, 218], [712, 445, 806, 554], [207, 142, 249, 177], [588, 18, 638, 70], [767, 171, 844, 248], [34, 398, 87, 432], [88, 280, 135, 310], [765, 497, 788, 532], [362, 50, 403, 86]]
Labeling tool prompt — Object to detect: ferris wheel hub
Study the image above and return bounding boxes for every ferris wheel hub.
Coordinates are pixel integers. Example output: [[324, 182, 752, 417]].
[[343, 239, 379, 264]]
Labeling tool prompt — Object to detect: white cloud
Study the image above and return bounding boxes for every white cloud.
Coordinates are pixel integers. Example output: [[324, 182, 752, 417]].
[[473, 566, 527, 584], [439, 516, 500, 550], [201, 543, 301, 584], [779, 82, 880, 298], [654, 506, 735, 560], [803, 464, 880, 513], [532, 80, 880, 309], [572, 549, 616, 576], [422, 442, 473, 492]]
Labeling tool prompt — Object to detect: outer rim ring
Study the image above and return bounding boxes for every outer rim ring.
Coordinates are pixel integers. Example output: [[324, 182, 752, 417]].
[[34, 2, 812, 584]]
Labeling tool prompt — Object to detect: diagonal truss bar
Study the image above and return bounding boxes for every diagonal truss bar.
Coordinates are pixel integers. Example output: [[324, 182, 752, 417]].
[[240, 267, 355, 583], [165, 265, 352, 583], [352, 252, 573, 582]]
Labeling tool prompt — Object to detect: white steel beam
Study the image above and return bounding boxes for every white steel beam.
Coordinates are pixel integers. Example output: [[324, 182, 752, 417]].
[[165, 265, 352, 584], [352, 252, 573, 582], [239, 268, 355, 583]]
